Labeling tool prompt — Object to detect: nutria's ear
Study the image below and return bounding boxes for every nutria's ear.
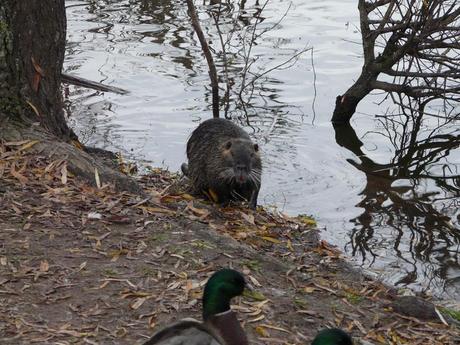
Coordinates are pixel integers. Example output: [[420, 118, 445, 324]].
[[253, 143, 259, 152], [224, 141, 232, 150]]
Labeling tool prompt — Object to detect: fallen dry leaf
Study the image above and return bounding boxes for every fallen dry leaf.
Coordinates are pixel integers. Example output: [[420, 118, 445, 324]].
[[95, 167, 101, 188], [39, 260, 49, 272], [255, 325, 269, 337], [131, 297, 148, 310], [61, 163, 68, 184]]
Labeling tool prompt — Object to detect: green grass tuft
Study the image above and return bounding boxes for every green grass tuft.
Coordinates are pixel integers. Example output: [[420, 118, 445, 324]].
[[345, 292, 363, 305], [439, 307, 460, 322]]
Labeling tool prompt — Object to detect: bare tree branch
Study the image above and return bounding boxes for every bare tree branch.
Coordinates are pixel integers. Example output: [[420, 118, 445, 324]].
[[333, 0, 460, 123], [186, 0, 220, 118]]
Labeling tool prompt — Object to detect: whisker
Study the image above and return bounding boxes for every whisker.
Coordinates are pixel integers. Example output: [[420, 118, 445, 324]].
[[248, 174, 257, 185], [251, 170, 261, 179], [249, 172, 261, 184]]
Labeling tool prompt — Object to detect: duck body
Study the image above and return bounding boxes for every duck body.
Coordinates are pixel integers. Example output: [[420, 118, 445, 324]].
[[311, 328, 353, 345], [142, 269, 248, 345], [142, 319, 220, 345]]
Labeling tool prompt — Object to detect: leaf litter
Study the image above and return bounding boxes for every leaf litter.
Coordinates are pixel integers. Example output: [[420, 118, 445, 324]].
[[0, 142, 459, 344]]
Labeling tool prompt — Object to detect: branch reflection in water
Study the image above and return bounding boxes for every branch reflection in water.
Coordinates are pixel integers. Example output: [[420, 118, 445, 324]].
[[335, 98, 460, 294]]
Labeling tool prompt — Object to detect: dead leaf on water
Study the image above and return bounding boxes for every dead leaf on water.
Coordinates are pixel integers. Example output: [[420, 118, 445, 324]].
[[297, 214, 317, 227]]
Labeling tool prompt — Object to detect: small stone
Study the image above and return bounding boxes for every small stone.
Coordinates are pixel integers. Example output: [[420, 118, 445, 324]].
[[87, 212, 102, 220], [391, 295, 438, 321]]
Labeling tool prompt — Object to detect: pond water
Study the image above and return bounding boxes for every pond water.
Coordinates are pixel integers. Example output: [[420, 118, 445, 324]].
[[64, 0, 460, 301]]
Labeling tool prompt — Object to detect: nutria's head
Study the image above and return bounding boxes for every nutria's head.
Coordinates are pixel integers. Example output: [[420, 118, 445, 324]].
[[219, 138, 261, 186]]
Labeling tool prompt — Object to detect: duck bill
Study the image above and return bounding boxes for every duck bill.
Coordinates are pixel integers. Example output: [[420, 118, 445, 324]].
[[242, 286, 253, 297]]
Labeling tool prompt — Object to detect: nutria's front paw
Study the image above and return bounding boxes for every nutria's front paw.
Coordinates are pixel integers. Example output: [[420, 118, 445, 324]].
[[249, 190, 259, 209], [180, 163, 189, 176]]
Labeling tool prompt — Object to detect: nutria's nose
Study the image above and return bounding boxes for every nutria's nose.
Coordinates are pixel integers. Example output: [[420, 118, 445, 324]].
[[235, 164, 247, 172]]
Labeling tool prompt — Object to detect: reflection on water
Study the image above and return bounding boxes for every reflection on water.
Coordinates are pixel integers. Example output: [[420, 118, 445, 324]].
[[335, 107, 460, 292], [64, 0, 460, 299]]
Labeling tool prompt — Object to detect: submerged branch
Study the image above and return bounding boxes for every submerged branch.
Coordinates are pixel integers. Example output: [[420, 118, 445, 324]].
[[186, 0, 220, 118], [61, 73, 129, 95]]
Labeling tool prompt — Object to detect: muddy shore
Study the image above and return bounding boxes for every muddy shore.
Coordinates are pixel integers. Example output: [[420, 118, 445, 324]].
[[0, 142, 459, 344]]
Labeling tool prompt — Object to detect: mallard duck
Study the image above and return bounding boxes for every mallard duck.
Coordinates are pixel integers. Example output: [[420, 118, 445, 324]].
[[143, 268, 248, 345], [311, 328, 353, 345]]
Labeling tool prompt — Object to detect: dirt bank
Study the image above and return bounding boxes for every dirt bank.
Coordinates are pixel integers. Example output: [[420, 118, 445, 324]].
[[0, 141, 459, 344]]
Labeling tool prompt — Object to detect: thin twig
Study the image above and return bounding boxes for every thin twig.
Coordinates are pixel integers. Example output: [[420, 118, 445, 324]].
[[186, 0, 220, 118], [242, 47, 312, 92], [211, 3, 231, 118], [310, 48, 317, 125]]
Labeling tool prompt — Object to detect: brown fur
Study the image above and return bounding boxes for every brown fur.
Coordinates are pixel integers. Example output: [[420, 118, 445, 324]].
[[182, 118, 262, 208]]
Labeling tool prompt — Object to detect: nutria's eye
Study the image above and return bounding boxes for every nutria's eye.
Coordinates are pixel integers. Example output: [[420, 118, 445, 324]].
[[225, 141, 232, 150], [253, 143, 259, 152]]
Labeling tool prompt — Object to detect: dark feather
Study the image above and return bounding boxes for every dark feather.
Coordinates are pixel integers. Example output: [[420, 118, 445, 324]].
[[143, 320, 221, 345]]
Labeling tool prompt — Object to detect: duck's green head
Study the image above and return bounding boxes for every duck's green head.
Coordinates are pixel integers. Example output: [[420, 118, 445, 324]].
[[311, 328, 353, 345], [202, 268, 246, 320]]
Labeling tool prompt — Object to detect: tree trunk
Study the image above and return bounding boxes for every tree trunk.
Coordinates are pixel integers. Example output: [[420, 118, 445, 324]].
[[331, 64, 378, 124], [0, 0, 75, 140], [0, 0, 141, 194]]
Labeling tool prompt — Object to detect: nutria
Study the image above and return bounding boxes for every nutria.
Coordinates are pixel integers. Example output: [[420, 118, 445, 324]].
[[181, 118, 262, 209]]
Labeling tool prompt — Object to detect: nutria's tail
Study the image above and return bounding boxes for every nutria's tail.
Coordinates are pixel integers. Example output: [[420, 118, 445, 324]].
[[181, 163, 189, 177]]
